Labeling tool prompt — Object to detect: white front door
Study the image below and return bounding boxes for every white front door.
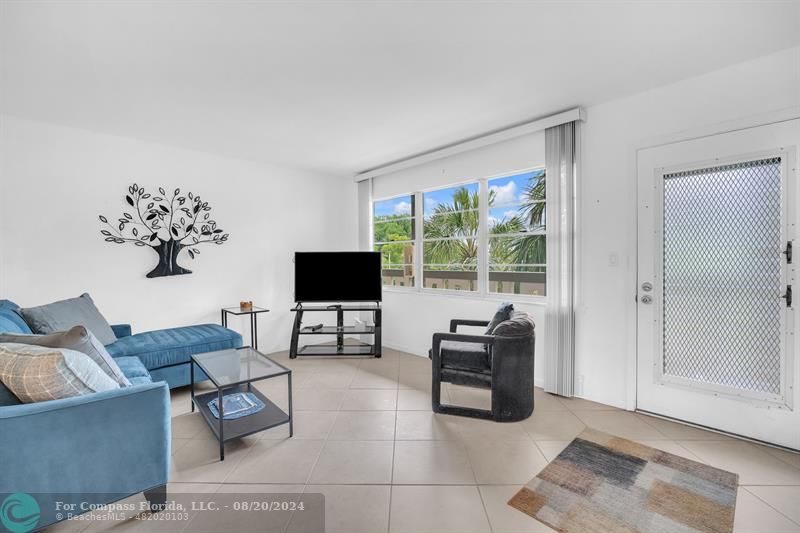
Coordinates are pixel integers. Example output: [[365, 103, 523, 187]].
[[636, 119, 800, 450]]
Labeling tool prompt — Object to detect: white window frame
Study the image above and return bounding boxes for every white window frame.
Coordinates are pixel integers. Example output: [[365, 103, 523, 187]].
[[372, 193, 416, 289], [370, 166, 547, 304], [486, 168, 547, 298], [421, 180, 481, 293]]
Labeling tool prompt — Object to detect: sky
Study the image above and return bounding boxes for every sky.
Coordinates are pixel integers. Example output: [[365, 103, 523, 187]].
[[373, 168, 544, 220]]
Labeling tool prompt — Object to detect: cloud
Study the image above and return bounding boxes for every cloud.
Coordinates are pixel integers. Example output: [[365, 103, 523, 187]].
[[490, 181, 518, 207], [393, 201, 412, 215], [503, 210, 518, 219]]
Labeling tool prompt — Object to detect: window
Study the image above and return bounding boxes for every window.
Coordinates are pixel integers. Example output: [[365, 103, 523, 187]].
[[423, 183, 479, 291], [373, 195, 415, 287], [488, 170, 546, 296], [370, 167, 546, 298]]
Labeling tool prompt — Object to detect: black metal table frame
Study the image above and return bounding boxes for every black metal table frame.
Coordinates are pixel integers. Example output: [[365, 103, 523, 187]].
[[289, 303, 382, 358], [190, 348, 292, 460], [221, 307, 269, 349]]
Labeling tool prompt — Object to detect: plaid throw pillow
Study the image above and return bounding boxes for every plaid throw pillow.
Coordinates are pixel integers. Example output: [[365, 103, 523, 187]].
[[0, 343, 119, 403], [0, 327, 131, 387]]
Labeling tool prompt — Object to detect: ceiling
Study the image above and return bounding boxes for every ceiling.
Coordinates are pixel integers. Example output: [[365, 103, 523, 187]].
[[2, 1, 799, 176]]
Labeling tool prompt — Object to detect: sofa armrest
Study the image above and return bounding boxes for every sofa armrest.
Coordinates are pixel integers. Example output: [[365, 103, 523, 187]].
[[111, 323, 132, 338], [0, 382, 170, 528], [449, 319, 490, 333]]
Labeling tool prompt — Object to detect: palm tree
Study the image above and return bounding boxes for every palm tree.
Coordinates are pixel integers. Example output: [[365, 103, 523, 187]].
[[511, 172, 546, 268], [421, 171, 547, 271], [423, 187, 480, 267], [519, 172, 545, 227], [423, 186, 526, 267]]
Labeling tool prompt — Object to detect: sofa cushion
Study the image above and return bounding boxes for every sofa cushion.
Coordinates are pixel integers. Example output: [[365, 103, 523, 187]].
[[105, 324, 243, 370], [492, 311, 535, 337], [0, 343, 120, 403], [0, 300, 32, 335], [0, 327, 131, 387], [20, 293, 117, 345], [115, 356, 152, 381], [439, 340, 491, 372], [127, 376, 154, 386]]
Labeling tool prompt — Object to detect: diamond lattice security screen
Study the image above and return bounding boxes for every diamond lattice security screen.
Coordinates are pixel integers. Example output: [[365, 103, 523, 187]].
[[662, 157, 783, 395]]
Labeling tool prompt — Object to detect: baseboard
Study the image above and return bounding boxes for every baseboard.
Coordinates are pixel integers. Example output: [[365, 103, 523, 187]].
[[383, 341, 428, 358]]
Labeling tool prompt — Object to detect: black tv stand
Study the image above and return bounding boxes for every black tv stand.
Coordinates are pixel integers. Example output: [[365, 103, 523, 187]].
[[289, 302, 382, 358]]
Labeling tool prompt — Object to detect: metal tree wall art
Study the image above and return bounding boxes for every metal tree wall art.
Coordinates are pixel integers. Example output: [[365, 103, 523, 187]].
[[99, 184, 229, 278]]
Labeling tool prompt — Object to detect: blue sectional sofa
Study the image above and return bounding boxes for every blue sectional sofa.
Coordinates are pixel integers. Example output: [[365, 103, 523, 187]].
[[0, 299, 243, 530], [105, 322, 243, 387]]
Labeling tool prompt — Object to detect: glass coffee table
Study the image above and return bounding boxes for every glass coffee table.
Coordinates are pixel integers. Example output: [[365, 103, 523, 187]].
[[190, 347, 292, 460]]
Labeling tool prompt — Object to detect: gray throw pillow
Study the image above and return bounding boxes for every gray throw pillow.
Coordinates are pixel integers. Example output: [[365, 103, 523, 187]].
[[20, 293, 117, 345], [0, 343, 120, 403], [485, 302, 514, 335], [0, 326, 131, 387], [492, 311, 535, 337]]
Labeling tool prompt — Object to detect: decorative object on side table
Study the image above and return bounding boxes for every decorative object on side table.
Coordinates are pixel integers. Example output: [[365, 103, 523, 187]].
[[207, 391, 265, 420], [222, 305, 269, 349], [191, 347, 292, 461], [99, 183, 230, 278]]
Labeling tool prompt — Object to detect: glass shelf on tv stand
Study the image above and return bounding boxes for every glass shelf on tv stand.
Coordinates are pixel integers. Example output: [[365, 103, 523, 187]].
[[289, 302, 382, 359], [291, 303, 380, 311]]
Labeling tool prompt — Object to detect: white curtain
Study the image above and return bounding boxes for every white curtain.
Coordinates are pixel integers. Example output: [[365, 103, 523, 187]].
[[544, 121, 578, 397], [357, 178, 373, 251]]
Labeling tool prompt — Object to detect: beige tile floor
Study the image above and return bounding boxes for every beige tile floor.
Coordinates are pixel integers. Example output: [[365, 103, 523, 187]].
[[54, 348, 800, 532]]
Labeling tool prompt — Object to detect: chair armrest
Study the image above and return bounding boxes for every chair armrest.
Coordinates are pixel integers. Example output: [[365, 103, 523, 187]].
[[432, 332, 495, 365], [111, 323, 132, 338], [0, 382, 170, 526], [449, 319, 490, 333]]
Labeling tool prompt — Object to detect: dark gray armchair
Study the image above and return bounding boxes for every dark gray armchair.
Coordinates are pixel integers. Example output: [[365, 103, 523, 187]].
[[430, 312, 535, 422]]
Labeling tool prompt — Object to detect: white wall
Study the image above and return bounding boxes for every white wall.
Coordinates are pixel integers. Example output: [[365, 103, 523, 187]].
[[0, 116, 357, 352], [362, 46, 800, 407], [577, 45, 800, 408]]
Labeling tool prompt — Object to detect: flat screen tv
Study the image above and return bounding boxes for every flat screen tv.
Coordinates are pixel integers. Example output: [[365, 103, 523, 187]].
[[294, 251, 382, 302]]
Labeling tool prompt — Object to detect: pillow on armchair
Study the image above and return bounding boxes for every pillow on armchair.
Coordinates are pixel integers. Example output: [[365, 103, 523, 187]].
[[20, 293, 117, 345], [493, 311, 535, 336], [485, 302, 514, 334]]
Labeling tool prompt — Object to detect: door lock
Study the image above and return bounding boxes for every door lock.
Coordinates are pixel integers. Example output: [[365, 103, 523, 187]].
[[782, 241, 792, 264], [781, 285, 792, 308], [640, 295, 653, 304], [641, 282, 653, 292]]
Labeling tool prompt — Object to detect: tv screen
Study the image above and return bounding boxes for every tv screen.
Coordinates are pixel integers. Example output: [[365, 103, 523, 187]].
[[294, 252, 382, 302]]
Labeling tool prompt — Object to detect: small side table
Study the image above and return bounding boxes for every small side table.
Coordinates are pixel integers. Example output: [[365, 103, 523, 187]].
[[221, 306, 269, 349]]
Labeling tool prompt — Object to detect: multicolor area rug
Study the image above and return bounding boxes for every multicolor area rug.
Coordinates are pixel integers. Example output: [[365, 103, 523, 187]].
[[509, 428, 739, 533]]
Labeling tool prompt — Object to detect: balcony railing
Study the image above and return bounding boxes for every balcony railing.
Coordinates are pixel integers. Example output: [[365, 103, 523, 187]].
[[381, 269, 546, 296]]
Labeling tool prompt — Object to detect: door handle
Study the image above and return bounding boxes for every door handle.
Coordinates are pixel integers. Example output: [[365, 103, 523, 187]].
[[781, 285, 792, 308]]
